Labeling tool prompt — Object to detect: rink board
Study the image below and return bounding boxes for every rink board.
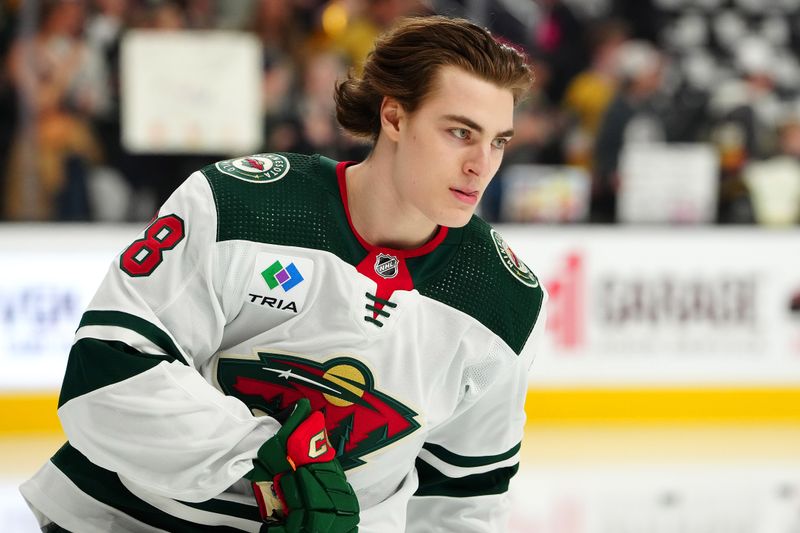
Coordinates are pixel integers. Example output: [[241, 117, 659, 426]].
[[2, 225, 800, 431]]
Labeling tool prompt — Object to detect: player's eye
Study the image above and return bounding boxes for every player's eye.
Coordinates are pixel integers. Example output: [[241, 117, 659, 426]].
[[492, 137, 510, 149], [450, 128, 470, 140]]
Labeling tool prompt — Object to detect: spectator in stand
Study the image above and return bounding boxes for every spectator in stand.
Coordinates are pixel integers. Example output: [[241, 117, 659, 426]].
[[742, 115, 800, 225], [366, 0, 432, 30], [319, 0, 381, 72], [296, 50, 350, 157], [0, 0, 18, 216], [532, 0, 590, 105], [249, 0, 307, 65], [592, 39, 666, 223], [183, 0, 217, 30], [320, 0, 433, 72], [4, 0, 108, 221], [85, 0, 127, 77], [149, 0, 186, 30], [608, 0, 663, 44], [261, 52, 298, 152], [709, 37, 783, 223], [263, 47, 370, 162], [561, 18, 628, 170], [262, 50, 348, 157], [84, 0, 128, 195]]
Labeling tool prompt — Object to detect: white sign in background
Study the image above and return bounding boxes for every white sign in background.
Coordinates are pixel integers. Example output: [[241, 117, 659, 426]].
[[0, 225, 139, 390], [501, 226, 800, 386], [121, 30, 262, 154], [1, 225, 800, 389], [618, 143, 719, 224]]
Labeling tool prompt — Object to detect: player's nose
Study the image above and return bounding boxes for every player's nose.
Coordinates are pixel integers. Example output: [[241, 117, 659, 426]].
[[463, 144, 490, 178]]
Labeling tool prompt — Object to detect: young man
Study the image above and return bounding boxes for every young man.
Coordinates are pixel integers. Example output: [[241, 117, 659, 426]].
[[21, 15, 547, 533]]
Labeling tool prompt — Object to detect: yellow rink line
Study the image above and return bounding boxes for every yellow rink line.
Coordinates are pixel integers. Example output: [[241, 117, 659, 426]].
[[524, 387, 800, 424], [3, 387, 800, 435], [2, 393, 62, 434]]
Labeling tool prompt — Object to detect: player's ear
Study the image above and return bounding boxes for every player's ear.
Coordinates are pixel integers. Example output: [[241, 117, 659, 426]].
[[379, 96, 403, 142]]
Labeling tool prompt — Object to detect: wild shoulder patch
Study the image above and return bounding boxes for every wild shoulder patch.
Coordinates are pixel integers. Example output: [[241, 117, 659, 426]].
[[215, 153, 290, 183], [490, 229, 539, 288]]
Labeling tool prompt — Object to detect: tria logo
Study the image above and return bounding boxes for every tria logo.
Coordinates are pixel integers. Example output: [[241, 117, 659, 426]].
[[374, 253, 399, 279], [217, 352, 420, 470], [247, 294, 298, 313], [262, 260, 304, 292], [247, 253, 313, 314]]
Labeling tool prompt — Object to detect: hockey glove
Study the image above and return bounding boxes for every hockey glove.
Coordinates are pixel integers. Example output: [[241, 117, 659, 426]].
[[246, 399, 359, 532]]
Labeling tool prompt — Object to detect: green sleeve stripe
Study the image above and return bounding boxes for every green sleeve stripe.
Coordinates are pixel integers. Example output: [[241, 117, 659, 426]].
[[51, 443, 258, 531], [58, 339, 173, 408], [414, 458, 519, 498], [179, 498, 260, 522], [79, 310, 188, 365], [422, 442, 521, 468]]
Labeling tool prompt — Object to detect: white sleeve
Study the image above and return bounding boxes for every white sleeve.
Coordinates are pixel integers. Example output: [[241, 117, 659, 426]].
[[57, 171, 280, 503], [406, 294, 548, 532]]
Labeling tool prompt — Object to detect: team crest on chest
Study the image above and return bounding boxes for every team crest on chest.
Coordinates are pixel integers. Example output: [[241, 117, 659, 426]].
[[490, 229, 539, 288], [217, 352, 420, 470], [374, 253, 399, 279], [216, 153, 290, 183]]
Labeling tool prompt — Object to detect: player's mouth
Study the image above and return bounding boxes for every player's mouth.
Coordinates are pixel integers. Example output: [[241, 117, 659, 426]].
[[450, 187, 479, 205]]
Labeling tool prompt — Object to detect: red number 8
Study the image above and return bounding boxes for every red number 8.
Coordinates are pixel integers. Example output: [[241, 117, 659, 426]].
[[120, 214, 185, 277]]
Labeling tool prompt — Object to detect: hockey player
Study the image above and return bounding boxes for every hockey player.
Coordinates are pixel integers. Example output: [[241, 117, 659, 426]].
[[20, 15, 547, 532]]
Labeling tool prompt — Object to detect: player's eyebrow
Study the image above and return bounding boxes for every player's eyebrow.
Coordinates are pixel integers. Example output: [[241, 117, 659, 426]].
[[442, 114, 514, 138]]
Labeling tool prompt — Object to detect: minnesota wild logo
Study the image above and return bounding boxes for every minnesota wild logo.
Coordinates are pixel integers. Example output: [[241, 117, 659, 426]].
[[217, 352, 420, 469], [216, 153, 290, 183], [490, 229, 539, 288]]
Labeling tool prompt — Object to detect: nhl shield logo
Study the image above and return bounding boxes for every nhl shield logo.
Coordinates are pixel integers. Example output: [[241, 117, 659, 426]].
[[216, 153, 290, 183], [374, 253, 399, 279]]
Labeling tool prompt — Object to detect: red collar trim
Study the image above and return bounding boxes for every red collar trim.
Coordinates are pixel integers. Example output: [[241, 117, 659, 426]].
[[336, 161, 449, 258]]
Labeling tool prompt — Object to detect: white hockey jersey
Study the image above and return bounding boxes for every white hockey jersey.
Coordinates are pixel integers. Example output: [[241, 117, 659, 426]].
[[20, 152, 547, 532]]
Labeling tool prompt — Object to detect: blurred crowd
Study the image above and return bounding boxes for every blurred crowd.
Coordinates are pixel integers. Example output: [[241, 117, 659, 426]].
[[1, 0, 800, 224]]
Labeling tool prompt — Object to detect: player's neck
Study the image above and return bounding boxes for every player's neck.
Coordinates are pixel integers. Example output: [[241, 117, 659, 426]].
[[345, 141, 438, 250]]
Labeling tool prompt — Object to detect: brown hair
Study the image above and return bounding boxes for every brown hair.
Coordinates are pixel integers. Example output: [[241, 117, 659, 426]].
[[334, 16, 532, 141]]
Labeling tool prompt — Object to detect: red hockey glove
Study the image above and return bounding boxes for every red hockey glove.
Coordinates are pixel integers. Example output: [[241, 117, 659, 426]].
[[246, 399, 359, 532]]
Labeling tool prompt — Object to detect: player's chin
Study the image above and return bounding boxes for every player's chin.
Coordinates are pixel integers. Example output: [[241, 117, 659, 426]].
[[438, 207, 476, 228]]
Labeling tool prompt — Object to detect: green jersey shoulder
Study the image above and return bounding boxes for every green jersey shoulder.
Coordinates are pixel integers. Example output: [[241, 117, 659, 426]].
[[199, 152, 358, 260], [416, 216, 544, 355]]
